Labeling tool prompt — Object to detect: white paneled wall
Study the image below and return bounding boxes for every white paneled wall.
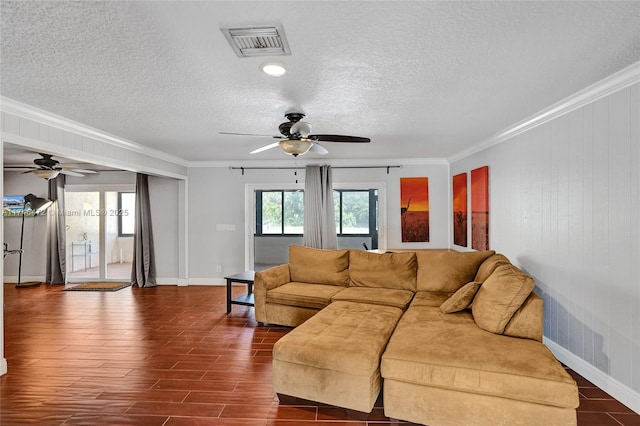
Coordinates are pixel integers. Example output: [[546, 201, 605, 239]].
[[452, 83, 639, 406]]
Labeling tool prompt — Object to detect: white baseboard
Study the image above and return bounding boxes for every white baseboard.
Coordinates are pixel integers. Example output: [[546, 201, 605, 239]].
[[3, 275, 45, 283], [187, 278, 225, 286], [544, 337, 640, 414]]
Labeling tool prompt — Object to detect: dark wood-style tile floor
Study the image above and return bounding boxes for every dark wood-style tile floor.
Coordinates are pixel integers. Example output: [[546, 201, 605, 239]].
[[1, 284, 638, 425]]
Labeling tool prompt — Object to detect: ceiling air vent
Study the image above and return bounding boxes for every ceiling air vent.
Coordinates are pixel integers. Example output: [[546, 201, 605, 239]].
[[221, 25, 291, 58]]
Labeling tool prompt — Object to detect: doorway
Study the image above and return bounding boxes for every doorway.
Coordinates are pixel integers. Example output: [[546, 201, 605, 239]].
[[65, 188, 135, 281]]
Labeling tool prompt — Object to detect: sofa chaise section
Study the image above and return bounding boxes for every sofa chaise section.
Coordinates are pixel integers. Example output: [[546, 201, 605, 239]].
[[272, 301, 404, 413], [381, 306, 579, 426]]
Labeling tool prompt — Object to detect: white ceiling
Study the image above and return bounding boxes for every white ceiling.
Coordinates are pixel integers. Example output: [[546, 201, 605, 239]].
[[1, 1, 639, 163]]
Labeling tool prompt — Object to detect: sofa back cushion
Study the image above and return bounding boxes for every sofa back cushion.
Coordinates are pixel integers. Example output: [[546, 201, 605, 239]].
[[289, 245, 350, 286], [472, 263, 535, 334], [503, 291, 544, 342], [349, 250, 417, 291], [416, 249, 495, 292], [474, 253, 511, 282]]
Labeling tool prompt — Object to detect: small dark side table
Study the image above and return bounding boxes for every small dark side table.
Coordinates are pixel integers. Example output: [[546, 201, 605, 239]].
[[225, 271, 255, 314]]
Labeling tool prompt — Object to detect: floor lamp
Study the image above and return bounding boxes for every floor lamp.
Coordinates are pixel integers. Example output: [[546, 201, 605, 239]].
[[16, 193, 53, 288]]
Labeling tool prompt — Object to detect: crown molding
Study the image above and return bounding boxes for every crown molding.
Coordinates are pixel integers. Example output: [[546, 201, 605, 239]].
[[0, 97, 189, 168], [3, 133, 188, 180], [449, 61, 640, 163], [188, 157, 448, 169]]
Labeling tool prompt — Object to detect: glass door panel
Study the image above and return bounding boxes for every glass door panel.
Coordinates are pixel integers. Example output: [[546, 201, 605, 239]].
[[65, 192, 101, 279], [105, 191, 134, 280]]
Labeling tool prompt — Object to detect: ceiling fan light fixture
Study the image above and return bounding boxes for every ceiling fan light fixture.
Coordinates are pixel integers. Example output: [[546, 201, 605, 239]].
[[260, 61, 286, 77], [33, 169, 60, 180], [279, 139, 312, 156]]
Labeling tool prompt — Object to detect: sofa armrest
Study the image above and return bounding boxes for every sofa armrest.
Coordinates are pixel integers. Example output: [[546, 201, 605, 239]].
[[254, 264, 291, 323]]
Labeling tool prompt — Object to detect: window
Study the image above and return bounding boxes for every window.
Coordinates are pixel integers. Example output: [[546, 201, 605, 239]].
[[118, 192, 136, 237], [256, 190, 304, 235], [334, 190, 375, 235], [255, 189, 377, 239]]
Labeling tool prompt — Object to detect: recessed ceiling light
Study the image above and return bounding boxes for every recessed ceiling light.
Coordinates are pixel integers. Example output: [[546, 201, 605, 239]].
[[261, 62, 286, 77]]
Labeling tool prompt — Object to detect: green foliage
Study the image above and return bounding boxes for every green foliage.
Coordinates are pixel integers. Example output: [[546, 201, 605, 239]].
[[261, 189, 371, 234]]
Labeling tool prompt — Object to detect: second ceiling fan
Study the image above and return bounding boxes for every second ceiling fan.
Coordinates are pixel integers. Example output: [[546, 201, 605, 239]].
[[220, 111, 370, 157]]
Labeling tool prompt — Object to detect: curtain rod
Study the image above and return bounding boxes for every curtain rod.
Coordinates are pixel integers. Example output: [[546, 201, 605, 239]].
[[230, 165, 401, 175]]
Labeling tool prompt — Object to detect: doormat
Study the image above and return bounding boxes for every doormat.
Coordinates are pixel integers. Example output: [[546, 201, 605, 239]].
[[65, 282, 131, 292]]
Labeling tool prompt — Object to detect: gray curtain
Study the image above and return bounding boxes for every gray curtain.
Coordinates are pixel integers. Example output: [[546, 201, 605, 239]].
[[46, 175, 66, 284], [131, 173, 157, 287], [303, 165, 337, 249]]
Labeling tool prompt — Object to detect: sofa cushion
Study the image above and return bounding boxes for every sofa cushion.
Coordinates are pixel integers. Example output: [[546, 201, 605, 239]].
[[410, 291, 454, 308], [331, 287, 415, 310], [349, 250, 417, 291], [503, 291, 544, 342], [440, 281, 481, 313], [272, 301, 405, 413], [416, 250, 495, 292], [381, 306, 579, 409], [266, 282, 346, 309], [274, 301, 404, 376], [289, 245, 350, 286], [474, 253, 511, 283], [472, 263, 535, 334]]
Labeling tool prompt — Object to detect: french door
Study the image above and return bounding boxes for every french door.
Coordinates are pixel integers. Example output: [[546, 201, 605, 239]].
[[64, 186, 135, 281]]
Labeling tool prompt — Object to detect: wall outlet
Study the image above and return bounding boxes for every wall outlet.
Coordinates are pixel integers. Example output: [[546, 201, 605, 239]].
[[216, 265, 222, 273]]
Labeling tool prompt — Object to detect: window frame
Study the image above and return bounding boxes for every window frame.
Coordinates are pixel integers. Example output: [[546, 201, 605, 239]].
[[255, 190, 304, 236], [118, 192, 135, 237], [333, 189, 377, 239], [254, 188, 378, 243]]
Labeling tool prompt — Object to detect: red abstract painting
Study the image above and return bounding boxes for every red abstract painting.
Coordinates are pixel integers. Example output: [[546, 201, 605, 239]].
[[471, 166, 489, 250], [400, 177, 429, 242], [453, 173, 467, 247]]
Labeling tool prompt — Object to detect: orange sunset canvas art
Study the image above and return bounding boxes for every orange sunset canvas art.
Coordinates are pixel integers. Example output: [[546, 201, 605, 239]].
[[453, 172, 468, 247], [400, 177, 429, 242], [471, 166, 489, 250]]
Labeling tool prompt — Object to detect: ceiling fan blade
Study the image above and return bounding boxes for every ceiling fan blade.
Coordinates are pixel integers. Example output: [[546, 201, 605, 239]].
[[64, 168, 97, 174], [4, 166, 36, 170], [220, 132, 281, 139], [309, 143, 328, 155], [309, 134, 370, 143], [60, 170, 84, 177], [21, 170, 36, 174], [250, 142, 280, 154]]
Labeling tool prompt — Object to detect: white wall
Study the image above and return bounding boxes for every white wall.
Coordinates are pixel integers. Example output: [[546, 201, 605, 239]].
[[3, 171, 49, 281], [451, 83, 640, 409], [188, 162, 449, 282], [148, 175, 180, 281]]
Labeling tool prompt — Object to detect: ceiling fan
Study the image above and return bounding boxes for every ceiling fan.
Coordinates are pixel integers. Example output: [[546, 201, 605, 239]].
[[5, 153, 98, 179], [220, 111, 370, 157]]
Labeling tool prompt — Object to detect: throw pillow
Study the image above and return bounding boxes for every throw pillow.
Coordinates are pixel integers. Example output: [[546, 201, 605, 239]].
[[439, 281, 482, 313], [472, 263, 535, 334]]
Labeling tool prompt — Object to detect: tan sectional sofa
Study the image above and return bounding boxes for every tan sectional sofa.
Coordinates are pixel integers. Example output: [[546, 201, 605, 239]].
[[255, 246, 579, 425]]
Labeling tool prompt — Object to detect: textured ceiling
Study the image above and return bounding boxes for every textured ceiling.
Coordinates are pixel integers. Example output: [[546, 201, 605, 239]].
[[1, 1, 639, 163]]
